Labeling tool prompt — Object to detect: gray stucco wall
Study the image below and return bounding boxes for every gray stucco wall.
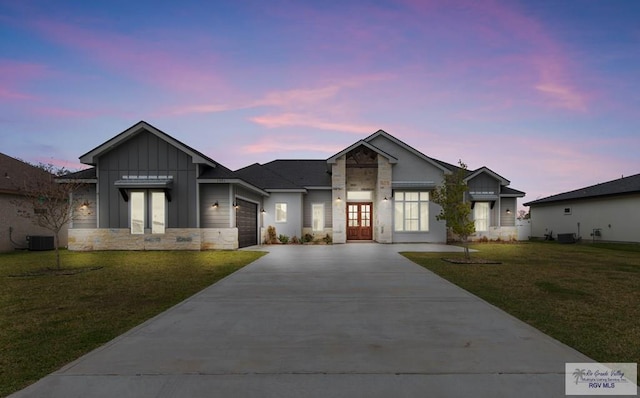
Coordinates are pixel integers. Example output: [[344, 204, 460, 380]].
[[263, 192, 303, 238], [97, 131, 198, 229], [303, 190, 332, 228]]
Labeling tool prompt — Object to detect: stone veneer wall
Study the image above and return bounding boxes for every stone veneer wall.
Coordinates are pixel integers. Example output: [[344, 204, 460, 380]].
[[331, 157, 347, 244], [376, 156, 393, 243], [68, 228, 239, 251]]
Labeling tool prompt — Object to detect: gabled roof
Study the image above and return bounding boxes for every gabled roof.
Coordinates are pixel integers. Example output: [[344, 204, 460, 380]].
[[0, 152, 54, 194], [327, 139, 398, 164], [524, 173, 640, 206], [363, 130, 451, 173], [465, 167, 510, 186], [79, 121, 217, 167]]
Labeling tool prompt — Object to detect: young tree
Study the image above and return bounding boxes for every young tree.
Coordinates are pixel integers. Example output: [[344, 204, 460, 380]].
[[431, 160, 475, 259], [12, 163, 86, 269]]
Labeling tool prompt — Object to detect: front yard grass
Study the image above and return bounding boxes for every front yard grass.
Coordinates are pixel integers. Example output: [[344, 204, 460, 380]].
[[0, 249, 265, 397], [402, 242, 640, 365]]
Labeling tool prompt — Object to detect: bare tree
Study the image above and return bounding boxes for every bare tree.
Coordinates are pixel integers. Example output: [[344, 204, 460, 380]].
[[11, 163, 87, 269], [431, 160, 475, 260]]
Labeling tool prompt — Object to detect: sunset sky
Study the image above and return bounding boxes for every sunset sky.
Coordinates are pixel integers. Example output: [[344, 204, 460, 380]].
[[1, 0, 638, 208]]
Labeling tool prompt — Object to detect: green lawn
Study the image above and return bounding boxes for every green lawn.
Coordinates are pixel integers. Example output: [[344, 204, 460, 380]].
[[0, 249, 265, 397], [402, 242, 640, 365]]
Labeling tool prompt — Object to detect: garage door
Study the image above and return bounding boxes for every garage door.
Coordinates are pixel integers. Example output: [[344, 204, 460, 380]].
[[236, 199, 258, 248]]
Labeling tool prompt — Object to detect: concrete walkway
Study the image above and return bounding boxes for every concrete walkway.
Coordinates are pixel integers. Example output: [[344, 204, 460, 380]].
[[12, 244, 591, 397]]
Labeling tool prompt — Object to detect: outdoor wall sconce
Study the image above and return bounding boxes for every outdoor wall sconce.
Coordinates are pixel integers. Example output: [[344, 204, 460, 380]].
[[80, 200, 90, 209], [260, 208, 266, 213], [506, 209, 511, 214], [383, 196, 388, 201], [233, 202, 239, 209], [336, 196, 341, 201], [212, 201, 219, 208]]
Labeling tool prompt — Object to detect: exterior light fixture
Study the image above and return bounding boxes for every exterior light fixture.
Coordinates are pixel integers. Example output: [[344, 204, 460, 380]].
[[80, 200, 90, 209], [506, 209, 511, 214], [212, 201, 219, 208], [336, 196, 341, 202], [260, 208, 266, 213], [233, 202, 239, 209], [383, 196, 388, 201]]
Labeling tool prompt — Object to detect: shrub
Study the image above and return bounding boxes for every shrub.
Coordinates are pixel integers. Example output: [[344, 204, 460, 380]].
[[290, 236, 300, 244], [303, 233, 314, 243], [278, 234, 289, 244], [323, 233, 332, 244], [266, 226, 277, 244]]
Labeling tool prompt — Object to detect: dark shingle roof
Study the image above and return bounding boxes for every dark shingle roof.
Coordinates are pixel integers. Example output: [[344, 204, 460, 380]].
[[234, 160, 331, 191], [524, 173, 640, 206], [56, 167, 97, 181], [198, 163, 239, 180], [262, 160, 332, 188], [0, 153, 54, 194]]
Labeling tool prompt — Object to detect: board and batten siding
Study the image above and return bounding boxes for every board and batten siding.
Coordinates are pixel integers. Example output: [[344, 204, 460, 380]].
[[467, 173, 500, 194], [97, 130, 198, 229]]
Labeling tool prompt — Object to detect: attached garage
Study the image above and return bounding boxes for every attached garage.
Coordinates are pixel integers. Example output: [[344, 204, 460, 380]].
[[236, 198, 258, 248]]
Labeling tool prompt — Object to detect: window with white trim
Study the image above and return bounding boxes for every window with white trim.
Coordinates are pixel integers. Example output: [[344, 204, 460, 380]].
[[151, 191, 166, 234], [474, 202, 490, 231], [130, 190, 167, 234], [394, 191, 429, 232], [130, 191, 145, 235], [275, 203, 287, 223], [312, 203, 324, 231]]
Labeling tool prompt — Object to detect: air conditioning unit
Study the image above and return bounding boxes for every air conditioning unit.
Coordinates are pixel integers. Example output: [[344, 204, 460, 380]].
[[27, 236, 55, 251]]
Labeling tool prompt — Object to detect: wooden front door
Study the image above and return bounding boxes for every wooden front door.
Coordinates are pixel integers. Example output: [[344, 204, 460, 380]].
[[347, 202, 373, 240]]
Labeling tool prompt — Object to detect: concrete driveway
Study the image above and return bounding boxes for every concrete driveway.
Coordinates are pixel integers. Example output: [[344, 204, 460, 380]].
[[12, 244, 591, 397]]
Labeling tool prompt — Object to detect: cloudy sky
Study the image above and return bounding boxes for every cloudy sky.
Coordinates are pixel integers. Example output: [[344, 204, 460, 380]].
[[1, 0, 638, 208]]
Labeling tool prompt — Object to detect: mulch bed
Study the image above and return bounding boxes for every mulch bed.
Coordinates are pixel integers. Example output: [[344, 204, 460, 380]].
[[8, 266, 104, 277], [441, 258, 501, 264]]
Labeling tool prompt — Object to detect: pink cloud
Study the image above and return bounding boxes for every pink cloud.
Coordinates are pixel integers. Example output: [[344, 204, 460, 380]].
[[242, 135, 344, 155], [0, 60, 48, 101], [250, 113, 378, 134], [31, 19, 228, 95]]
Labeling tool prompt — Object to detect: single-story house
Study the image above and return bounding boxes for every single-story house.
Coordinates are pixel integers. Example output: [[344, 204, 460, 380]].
[[63, 121, 525, 250], [524, 173, 640, 243], [0, 153, 68, 251]]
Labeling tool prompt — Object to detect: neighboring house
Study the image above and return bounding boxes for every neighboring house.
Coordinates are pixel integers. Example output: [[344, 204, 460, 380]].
[[64, 121, 525, 250], [0, 153, 68, 251], [524, 174, 640, 243]]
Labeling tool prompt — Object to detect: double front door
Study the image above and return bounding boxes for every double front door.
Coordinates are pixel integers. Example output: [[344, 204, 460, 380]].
[[347, 202, 372, 240]]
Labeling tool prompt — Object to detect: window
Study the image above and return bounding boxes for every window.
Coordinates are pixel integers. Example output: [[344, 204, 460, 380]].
[[130, 191, 145, 235], [275, 203, 287, 223], [347, 191, 372, 201], [312, 203, 324, 231], [130, 191, 166, 234], [151, 191, 166, 234], [394, 191, 429, 232], [474, 202, 490, 231]]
